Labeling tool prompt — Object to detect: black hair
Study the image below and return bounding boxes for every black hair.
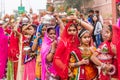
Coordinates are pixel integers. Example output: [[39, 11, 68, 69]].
[[117, 2, 120, 6], [20, 23, 28, 32], [88, 9, 94, 13], [21, 24, 37, 32], [108, 25, 112, 32], [92, 14, 99, 23], [28, 25, 37, 43], [70, 24, 77, 29], [47, 27, 56, 33], [78, 28, 87, 38], [31, 24, 37, 32], [95, 10, 99, 14]]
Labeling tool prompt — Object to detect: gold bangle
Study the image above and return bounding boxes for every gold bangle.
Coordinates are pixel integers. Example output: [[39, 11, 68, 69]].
[[50, 49, 55, 54], [74, 62, 79, 67]]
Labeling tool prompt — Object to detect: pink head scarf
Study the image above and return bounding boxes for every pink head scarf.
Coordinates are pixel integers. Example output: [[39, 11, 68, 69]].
[[41, 31, 57, 80]]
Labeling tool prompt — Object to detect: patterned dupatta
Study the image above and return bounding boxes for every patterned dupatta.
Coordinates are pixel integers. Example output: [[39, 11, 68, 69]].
[[69, 49, 86, 80]]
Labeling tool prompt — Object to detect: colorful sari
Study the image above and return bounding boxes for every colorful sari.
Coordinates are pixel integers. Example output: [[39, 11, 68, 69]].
[[0, 27, 8, 79], [53, 21, 79, 79], [79, 46, 98, 80], [69, 50, 85, 80], [35, 24, 44, 79], [97, 41, 117, 80], [41, 32, 58, 80], [22, 36, 36, 80], [8, 32, 19, 80]]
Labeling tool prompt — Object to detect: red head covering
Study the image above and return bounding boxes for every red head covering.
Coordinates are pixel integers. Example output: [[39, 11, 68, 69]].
[[116, 0, 120, 2], [117, 41, 120, 79], [112, 24, 120, 45], [112, 24, 120, 79], [53, 21, 79, 79]]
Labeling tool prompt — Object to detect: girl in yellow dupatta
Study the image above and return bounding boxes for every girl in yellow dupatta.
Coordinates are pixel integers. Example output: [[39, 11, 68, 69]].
[[32, 24, 47, 80], [69, 28, 98, 80]]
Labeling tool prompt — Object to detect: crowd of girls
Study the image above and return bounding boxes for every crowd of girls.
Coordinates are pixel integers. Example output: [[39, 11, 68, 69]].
[[0, 8, 120, 80]]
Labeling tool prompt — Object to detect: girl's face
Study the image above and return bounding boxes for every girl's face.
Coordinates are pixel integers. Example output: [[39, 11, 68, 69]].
[[118, 5, 120, 11], [41, 26, 47, 36], [67, 25, 77, 36], [27, 25, 35, 35], [101, 27, 112, 41], [48, 29, 56, 40], [92, 16, 97, 21], [80, 32, 91, 46]]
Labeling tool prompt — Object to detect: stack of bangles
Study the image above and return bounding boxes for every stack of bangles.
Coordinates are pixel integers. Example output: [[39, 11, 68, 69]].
[[77, 19, 82, 25], [50, 49, 55, 54], [74, 62, 79, 67], [101, 63, 106, 69], [101, 63, 116, 75]]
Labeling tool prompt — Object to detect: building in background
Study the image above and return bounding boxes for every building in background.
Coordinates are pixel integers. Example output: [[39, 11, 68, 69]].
[[93, 0, 112, 18]]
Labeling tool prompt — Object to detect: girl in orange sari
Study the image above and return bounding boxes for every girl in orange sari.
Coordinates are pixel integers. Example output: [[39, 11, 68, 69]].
[[69, 28, 98, 80]]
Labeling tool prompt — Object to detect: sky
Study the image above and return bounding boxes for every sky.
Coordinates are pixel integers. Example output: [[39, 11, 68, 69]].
[[0, 0, 47, 15]]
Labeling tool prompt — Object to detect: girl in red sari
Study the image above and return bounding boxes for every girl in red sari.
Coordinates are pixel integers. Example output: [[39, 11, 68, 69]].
[[53, 13, 94, 79], [53, 21, 79, 79], [7, 18, 22, 80]]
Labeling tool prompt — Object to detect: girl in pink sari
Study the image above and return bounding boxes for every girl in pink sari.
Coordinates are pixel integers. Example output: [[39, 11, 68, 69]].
[[41, 27, 59, 80], [0, 26, 8, 79]]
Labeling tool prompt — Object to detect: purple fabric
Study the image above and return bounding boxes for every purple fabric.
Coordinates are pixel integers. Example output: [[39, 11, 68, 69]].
[[41, 32, 57, 80], [0, 27, 8, 79], [55, 25, 60, 38], [117, 18, 120, 27]]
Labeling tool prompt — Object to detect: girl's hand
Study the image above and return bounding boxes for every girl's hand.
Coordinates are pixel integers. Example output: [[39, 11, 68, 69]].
[[67, 15, 77, 20], [81, 59, 89, 65], [69, 63, 75, 67], [53, 13, 59, 19], [51, 40, 57, 49], [36, 32, 41, 39], [110, 43, 117, 54]]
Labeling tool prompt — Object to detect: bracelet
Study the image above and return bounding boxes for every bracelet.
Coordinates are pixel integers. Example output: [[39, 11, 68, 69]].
[[101, 63, 106, 69], [80, 20, 81, 26], [77, 19, 81, 25], [50, 49, 55, 54], [74, 62, 79, 67], [33, 42, 38, 44]]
